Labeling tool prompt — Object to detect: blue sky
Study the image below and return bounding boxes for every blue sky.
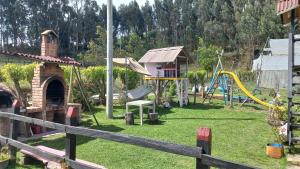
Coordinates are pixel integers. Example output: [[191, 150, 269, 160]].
[[96, 0, 154, 8]]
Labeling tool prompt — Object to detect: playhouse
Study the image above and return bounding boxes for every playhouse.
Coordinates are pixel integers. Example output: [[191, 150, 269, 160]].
[[139, 46, 191, 107]]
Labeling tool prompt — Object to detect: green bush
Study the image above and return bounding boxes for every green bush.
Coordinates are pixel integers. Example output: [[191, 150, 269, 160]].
[[1, 63, 36, 106], [236, 69, 256, 82], [23, 63, 37, 83], [2, 64, 25, 82], [0, 63, 141, 107], [167, 82, 177, 98], [188, 70, 207, 86], [62, 66, 74, 84], [0, 69, 4, 82], [113, 67, 139, 90]]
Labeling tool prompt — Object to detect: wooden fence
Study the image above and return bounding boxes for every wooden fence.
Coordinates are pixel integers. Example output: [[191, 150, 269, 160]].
[[0, 100, 258, 169]]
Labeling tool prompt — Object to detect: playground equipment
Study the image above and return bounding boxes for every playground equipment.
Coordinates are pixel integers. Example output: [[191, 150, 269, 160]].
[[206, 68, 284, 110], [220, 71, 277, 109], [139, 46, 191, 107], [203, 51, 229, 104], [203, 50, 284, 110]]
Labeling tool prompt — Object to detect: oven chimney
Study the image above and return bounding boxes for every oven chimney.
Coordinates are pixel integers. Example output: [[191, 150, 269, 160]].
[[41, 30, 58, 57]]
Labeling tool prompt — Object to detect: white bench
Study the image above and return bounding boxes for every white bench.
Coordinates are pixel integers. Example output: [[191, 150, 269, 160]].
[[21, 145, 106, 169]]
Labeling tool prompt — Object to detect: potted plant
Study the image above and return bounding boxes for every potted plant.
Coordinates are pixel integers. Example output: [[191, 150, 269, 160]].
[[0, 146, 10, 169], [267, 90, 287, 126], [266, 142, 284, 159], [266, 91, 286, 159]]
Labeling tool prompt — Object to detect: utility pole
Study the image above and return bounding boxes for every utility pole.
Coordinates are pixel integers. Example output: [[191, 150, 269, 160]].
[[106, 0, 113, 119]]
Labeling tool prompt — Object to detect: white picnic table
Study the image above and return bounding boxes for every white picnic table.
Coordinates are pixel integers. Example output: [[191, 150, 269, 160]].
[[126, 100, 155, 126]]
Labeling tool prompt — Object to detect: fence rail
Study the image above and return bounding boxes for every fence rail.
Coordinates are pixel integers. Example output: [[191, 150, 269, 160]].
[[0, 136, 99, 169], [0, 100, 258, 169]]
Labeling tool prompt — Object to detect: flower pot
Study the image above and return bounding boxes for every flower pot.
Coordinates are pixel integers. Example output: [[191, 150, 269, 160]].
[[0, 159, 9, 169], [266, 143, 284, 159]]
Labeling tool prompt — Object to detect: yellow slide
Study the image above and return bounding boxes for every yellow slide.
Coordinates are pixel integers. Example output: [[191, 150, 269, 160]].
[[219, 71, 283, 110]]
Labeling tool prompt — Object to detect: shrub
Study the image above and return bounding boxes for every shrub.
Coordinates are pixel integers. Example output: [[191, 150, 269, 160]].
[[1, 64, 27, 105], [61, 66, 74, 84], [81, 66, 106, 105], [23, 63, 37, 84], [167, 82, 177, 98], [114, 67, 139, 90], [2, 64, 25, 82], [236, 69, 256, 82]]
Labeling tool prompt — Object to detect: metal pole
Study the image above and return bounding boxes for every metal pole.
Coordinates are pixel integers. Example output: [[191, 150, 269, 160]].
[[288, 9, 296, 150], [106, 0, 113, 119]]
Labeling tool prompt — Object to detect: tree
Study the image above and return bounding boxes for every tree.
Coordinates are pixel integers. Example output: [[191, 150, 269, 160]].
[[141, 1, 155, 33], [197, 38, 220, 73], [2, 64, 26, 106], [125, 33, 145, 60], [80, 26, 106, 65], [188, 70, 206, 104], [118, 1, 145, 36], [0, 0, 289, 70], [1, 0, 28, 46]]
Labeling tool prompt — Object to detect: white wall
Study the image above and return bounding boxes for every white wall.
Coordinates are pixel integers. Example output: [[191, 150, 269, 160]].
[[144, 63, 164, 77]]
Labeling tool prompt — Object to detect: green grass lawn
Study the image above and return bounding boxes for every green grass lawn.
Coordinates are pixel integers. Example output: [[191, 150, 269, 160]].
[[12, 97, 287, 169]]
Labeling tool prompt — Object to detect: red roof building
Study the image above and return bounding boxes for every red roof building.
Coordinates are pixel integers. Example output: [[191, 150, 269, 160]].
[[276, 0, 300, 25], [0, 30, 80, 66]]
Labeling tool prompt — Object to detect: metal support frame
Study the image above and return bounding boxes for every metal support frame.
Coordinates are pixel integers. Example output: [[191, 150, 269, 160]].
[[203, 50, 228, 104], [287, 9, 297, 151], [73, 66, 100, 127]]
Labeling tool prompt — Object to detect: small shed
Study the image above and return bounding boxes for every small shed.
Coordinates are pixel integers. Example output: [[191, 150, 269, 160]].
[[252, 38, 300, 89], [139, 46, 191, 79]]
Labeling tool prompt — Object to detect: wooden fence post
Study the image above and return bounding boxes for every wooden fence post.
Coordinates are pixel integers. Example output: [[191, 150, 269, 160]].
[[196, 128, 212, 169], [65, 107, 78, 162], [9, 100, 21, 163]]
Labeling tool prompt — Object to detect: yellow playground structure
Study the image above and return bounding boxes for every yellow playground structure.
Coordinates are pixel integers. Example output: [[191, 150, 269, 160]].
[[204, 51, 284, 111], [219, 71, 281, 110]]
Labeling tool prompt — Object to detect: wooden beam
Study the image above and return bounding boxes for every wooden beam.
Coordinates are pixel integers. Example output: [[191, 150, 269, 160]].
[[0, 136, 100, 169]]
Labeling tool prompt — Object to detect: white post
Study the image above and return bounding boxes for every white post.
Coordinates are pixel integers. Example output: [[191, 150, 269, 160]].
[[106, 0, 113, 119], [180, 79, 183, 107]]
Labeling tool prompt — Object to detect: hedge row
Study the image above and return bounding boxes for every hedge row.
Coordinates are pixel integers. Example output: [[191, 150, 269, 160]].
[[0, 63, 140, 106]]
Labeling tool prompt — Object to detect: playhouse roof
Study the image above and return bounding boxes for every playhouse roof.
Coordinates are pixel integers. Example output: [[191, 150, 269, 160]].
[[0, 51, 80, 66], [139, 46, 190, 63]]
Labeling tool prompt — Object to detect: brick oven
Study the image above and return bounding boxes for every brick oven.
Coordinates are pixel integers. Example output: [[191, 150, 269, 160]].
[[30, 63, 68, 123], [27, 30, 68, 124], [0, 30, 80, 136]]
